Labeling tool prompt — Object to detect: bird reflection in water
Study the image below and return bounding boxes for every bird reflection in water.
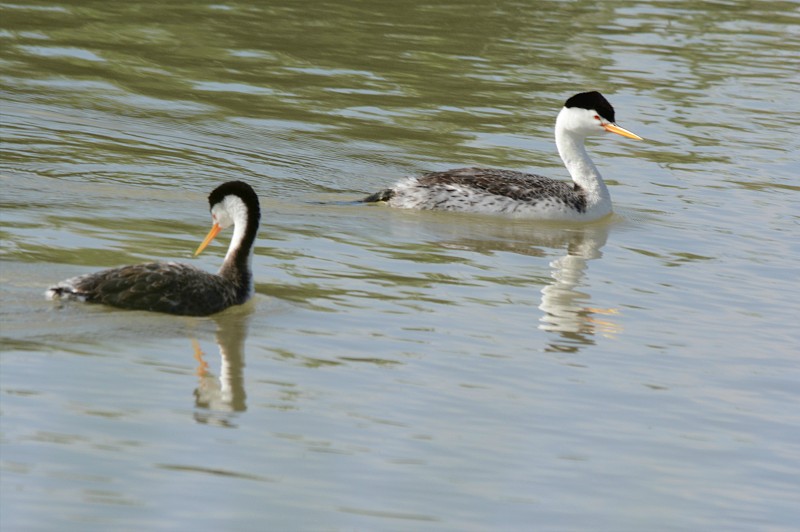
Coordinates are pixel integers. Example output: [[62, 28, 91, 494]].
[[433, 218, 620, 353], [537, 223, 621, 352], [191, 313, 250, 426]]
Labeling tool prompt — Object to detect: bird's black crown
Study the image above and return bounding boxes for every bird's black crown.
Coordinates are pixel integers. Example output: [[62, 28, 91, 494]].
[[564, 91, 615, 123], [208, 181, 260, 219]]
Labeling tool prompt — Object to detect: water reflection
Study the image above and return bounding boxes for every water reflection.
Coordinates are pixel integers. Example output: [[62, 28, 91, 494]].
[[536, 223, 618, 353], [427, 218, 616, 353], [192, 313, 250, 426]]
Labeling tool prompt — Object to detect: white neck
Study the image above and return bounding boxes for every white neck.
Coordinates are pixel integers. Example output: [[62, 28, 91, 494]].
[[216, 196, 254, 295], [554, 110, 611, 210], [222, 217, 248, 268]]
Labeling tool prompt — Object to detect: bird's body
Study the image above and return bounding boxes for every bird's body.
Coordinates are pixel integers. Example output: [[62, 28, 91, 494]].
[[46, 180, 260, 317], [364, 91, 642, 221], [367, 167, 593, 220], [47, 262, 244, 316]]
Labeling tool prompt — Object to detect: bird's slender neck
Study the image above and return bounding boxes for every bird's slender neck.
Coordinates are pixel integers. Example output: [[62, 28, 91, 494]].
[[217, 198, 259, 301], [554, 118, 610, 207]]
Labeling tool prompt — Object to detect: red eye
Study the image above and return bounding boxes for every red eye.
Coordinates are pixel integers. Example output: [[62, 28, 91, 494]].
[[594, 115, 601, 120]]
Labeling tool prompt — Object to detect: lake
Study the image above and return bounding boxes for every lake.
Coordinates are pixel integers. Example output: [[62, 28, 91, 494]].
[[2, 1, 799, 530]]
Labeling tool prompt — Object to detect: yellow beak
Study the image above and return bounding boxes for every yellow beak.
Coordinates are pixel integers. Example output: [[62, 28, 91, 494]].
[[604, 123, 643, 140], [195, 223, 222, 256]]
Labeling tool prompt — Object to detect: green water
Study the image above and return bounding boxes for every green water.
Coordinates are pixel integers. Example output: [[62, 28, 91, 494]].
[[2, 1, 799, 530]]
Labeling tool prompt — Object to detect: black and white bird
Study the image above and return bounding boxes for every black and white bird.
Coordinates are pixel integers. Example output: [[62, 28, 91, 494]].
[[46, 180, 260, 316], [364, 91, 642, 221]]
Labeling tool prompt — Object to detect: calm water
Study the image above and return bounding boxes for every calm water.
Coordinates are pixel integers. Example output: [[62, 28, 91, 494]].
[[2, 1, 799, 530]]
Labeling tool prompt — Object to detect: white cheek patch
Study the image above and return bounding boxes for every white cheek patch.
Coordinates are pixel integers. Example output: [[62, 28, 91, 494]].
[[212, 200, 237, 229]]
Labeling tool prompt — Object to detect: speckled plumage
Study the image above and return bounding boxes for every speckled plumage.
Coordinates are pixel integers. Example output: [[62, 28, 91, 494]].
[[364, 91, 641, 221], [47, 180, 260, 317], [47, 262, 245, 316], [366, 167, 588, 218]]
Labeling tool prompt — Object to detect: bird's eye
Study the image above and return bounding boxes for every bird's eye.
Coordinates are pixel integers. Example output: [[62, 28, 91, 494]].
[[594, 115, 601, 120]]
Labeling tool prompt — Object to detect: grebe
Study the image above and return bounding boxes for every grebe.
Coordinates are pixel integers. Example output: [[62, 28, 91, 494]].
[[46, 180, 260, 316], [364, 91, 642, 220]]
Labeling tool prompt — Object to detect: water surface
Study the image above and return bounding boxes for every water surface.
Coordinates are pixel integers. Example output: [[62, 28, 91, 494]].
[[2, 1, 799, 530]]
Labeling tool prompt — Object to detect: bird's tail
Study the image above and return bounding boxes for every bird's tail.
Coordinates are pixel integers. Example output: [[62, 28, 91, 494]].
[[362, 189, 395, 203], [45, 284, 83, 301], [45, 286, 67, 300]]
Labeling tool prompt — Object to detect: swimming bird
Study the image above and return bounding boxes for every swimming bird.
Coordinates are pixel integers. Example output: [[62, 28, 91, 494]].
[[364, 91, 642, 221], [46, 180, 260, 316]]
